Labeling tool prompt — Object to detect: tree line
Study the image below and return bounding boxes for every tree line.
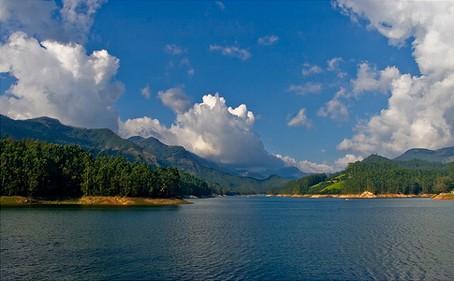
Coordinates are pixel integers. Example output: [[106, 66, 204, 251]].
[[0, 138, 213, 198], [342, 155, 454, 194]]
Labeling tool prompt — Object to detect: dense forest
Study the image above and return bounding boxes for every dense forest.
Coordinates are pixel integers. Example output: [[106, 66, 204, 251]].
[[277, 155, 454, 195], [0, 138, 213, 198]]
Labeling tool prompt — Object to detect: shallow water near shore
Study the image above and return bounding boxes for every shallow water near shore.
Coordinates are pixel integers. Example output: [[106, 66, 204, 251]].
[[1, 197, 453, 280]]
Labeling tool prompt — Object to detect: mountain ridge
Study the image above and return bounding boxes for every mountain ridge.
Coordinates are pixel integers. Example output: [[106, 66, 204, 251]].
[[0, 115, 289, 193]]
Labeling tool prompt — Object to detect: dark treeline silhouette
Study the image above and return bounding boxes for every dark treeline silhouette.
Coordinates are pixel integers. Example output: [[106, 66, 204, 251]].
[[0, 138, 213, 198]]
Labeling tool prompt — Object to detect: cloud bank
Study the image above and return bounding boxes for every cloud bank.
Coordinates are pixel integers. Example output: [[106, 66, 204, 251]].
[[120, 92, 283, 168], [0, 32, 123, 130], [335, 0, 454, 157], [0, 0, 105, 43]]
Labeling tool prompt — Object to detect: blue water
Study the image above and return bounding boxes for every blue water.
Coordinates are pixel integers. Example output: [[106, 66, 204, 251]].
[[1, 197, 453, 280]]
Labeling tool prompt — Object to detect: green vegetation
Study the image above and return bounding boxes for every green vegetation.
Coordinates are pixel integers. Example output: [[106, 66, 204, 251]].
[[0, 138, 213, 199], [276, 155, 454, 195], [0, 114, 289, 194]]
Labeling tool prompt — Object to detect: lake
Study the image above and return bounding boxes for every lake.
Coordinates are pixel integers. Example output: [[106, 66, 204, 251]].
[[1, 197, 453, 280]]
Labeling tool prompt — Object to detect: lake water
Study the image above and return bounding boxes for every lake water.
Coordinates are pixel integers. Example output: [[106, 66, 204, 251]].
[[1, 197, 453, 280]]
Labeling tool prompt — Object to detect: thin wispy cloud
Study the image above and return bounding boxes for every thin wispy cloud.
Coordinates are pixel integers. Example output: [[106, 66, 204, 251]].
[[209, 44, 251, 61], [302, 63, 322, 76], [258, 35, 279, 46], [141, 85, 151, 99], [164, 44, 186, 55], [215, 1, 225, 11], [288, 82, 322, 95]]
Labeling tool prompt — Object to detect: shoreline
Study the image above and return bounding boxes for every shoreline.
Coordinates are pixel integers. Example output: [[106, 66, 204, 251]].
[[0, 196, 190, 207], [272, 192, 454, 200]]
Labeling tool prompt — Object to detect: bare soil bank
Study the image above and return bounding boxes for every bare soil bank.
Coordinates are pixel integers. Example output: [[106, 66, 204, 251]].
[[0, 196, 189, 207]]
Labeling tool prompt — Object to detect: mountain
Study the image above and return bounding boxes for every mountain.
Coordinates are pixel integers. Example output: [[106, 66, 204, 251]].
[[0, 115, 157, 164], [395, 147, 454, 163], [0, 115, 289, 193]]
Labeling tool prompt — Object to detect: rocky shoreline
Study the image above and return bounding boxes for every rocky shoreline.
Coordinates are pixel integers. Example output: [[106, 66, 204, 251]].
[[273, 191, 445, 199]]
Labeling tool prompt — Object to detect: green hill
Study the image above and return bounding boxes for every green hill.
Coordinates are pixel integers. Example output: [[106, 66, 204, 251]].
[[276, 154, 454, 195]]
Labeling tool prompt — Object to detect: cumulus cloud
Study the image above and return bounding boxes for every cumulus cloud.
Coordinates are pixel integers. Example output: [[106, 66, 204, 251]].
[[209, 44, 251, 61], [334, 154, 363, 168], [0, 0, 105, 43], [318, 88, 349, 121], [157, 87, 191, 113], [0, 32, 123, 130], [258, 35, 279, 46], [352, 62, 400, 94], [335, 0, 454, 157], [141, 85, 151, 99], [302, 63, 322, 76], [120, 94, 282, 168], [288, 108, 312, 128], [288, 82, 322, 95], [276, 153, 363, 173], [119, 116, 170, 141]]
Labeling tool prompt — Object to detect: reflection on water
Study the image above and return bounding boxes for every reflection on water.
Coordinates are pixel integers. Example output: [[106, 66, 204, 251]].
[[1, 197, 454, 280]]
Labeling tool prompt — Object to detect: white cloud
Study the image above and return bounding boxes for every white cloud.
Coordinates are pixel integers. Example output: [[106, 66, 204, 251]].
[[288, 82, 322, 95], [141, 85, 151, 99], [164, 44, 185, 55], [335, 0, 454, 157], [120, 94, 282, 168], [119, 117, 170, 141], [0, 0, 104, 43], [318, 88, 349, 121], [209, 44, 251, 61], [302, 63, 322, 76], [276, 153, 363, 174], [258, 35, 279, 46], [334, 154, 363, 168], [288, 108, 312, 128], [352, 62, 400, 94], [157, 87, 191, 113], [0, 32, 123, 130], [327, 57, 343, 71], [60, 0, 105, 43]]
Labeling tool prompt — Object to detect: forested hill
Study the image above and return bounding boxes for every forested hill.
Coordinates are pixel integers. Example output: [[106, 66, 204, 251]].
[[276, 154, 454, 195], [0, 115, 289, 193], [0, 138, 213, 198]]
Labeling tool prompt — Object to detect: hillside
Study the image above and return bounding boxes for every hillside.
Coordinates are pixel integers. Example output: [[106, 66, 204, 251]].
[[276, 154, 454, 195], [395, 147, 454, 163], [0, 115, 289, 193]]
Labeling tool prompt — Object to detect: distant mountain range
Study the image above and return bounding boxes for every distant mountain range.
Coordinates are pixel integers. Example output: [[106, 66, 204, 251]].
[[395, 147, 454, 163], [0, 115, 291, 193]]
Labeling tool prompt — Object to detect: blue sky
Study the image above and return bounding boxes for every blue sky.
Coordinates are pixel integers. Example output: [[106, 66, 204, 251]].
[[1, 0, 451, 173], [86, 1, 417, 163]]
